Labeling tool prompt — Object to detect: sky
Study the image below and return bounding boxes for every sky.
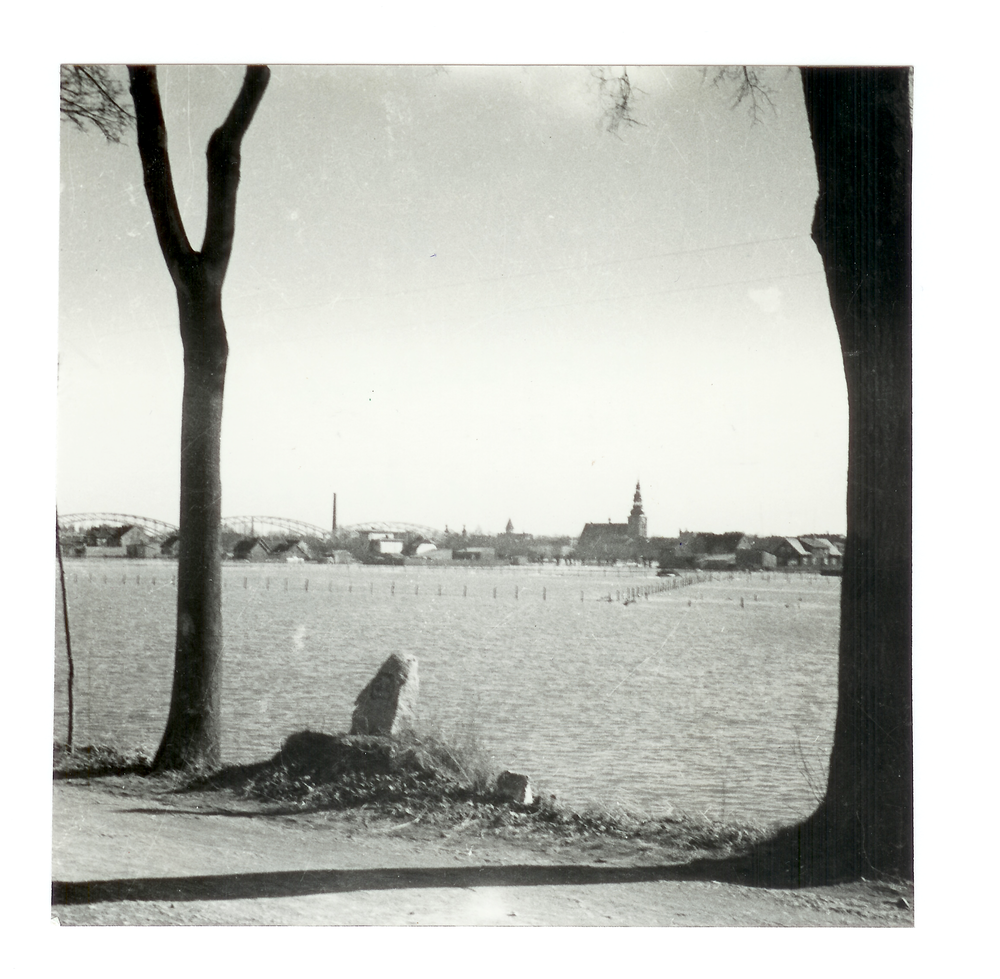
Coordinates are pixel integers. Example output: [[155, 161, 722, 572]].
[[58, 64, 847, 538]]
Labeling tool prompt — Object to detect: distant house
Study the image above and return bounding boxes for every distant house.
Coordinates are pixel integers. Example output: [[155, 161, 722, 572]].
[[232, 537, 270, 562], [735, 535, 778, 569], [160, 534, 181, 559], [765, 536, 812, 567], [267, 539, 313, 563], [365, 533, 404, 557], [452, 547, 496, 562], [69, 524, 149, 559], [267, 540, 312, 564], [658, 531, 744, 569], [58, 534, 88, 558], [800, 537, 843, 570], [113, 525, 153, 559]]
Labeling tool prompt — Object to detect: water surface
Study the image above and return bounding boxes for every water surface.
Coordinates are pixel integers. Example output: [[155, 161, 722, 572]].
[[54, 563, 839, 824]]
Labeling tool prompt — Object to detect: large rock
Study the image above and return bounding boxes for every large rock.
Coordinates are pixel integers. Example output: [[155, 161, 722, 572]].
[[496, 771, 534, 805], [350, 654, 419, 736]]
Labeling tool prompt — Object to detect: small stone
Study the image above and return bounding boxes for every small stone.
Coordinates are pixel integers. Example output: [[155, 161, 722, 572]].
[[496, 771, 534, 805], [350, 654, 419, 736]]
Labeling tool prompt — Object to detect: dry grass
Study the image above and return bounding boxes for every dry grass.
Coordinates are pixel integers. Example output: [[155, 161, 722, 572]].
[[53, 741, 153, 779], [53, 731, 777, 859]]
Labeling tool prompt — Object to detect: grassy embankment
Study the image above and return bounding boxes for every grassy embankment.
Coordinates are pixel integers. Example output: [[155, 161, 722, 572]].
[[52, 730, 774, 858]]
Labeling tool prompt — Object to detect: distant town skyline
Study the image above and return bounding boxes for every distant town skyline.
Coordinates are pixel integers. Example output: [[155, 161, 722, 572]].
[[56, 483, 846, 543], [59, 65, 848, 537]]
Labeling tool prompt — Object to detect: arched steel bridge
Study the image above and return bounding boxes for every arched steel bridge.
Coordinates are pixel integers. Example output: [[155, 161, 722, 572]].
[[222, 516, 333, 539], [58, 513, 444, 542], [225, 518, 444, 541], [58, 513, 179, 538]]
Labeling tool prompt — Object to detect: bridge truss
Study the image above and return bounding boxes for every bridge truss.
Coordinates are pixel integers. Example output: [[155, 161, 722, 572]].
[[57, 513, 444, 543], [222, 516, 333, 540], [57, 513, 179, 539]]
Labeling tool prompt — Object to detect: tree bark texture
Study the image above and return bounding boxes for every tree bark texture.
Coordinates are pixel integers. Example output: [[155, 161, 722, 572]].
[[128, 66, 270, 771], [799, 67, 912, 878]]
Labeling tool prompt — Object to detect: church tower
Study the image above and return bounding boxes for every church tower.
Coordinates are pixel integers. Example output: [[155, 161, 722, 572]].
[[627, 481, 647, 539]]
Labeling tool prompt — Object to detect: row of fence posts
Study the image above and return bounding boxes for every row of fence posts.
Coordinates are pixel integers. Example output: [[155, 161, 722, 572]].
[[67, 568, 822, 599], [609, 578, 691, 602], [67, 571, 653, 603]]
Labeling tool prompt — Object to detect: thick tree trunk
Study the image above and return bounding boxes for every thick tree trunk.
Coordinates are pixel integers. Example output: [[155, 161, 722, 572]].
[[129, 65, 269, 772], [798, 67, 912, 878], [153, 288, 228, 770]]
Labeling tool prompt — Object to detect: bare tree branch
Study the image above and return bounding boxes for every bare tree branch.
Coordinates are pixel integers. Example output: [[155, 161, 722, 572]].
[[60, 65, 134, 143], [707, 66, 778, 124], [594, 66, 645, 136]]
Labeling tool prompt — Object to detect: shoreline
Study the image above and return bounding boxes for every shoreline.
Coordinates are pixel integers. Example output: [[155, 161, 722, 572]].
[[50, 739, 913, 927]]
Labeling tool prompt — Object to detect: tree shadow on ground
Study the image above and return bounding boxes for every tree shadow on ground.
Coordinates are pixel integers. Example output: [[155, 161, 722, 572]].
[[52, 824, 895, 908], [48, 857, 762, 907]]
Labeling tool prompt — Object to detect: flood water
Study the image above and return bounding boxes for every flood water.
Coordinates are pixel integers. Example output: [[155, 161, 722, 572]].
[[54, 562, 840, 825]]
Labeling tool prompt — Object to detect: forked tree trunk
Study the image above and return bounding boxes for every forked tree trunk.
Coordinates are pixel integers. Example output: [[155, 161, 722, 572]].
[[799, 67, 913, 878], [129, 65, 269, 771]]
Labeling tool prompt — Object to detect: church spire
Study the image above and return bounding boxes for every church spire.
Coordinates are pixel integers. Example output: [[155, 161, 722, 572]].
[[628, 480, 647, 538]]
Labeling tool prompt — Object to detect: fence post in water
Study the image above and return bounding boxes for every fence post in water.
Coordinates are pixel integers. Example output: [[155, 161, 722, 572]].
[[391, 582, 395, 596], [493, 586, 497, 599], [543, 587, 547, 601], [284, 579, 288, 591], [515, 585, 519, 600], [244, 577, 248, 589], [415, 584, 418, 596], [463, 585, 467, 597], [305, 579, 309, 591]]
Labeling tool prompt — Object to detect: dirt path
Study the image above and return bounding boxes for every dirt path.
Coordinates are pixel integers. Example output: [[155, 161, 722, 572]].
[[51, 781, 912, 926]]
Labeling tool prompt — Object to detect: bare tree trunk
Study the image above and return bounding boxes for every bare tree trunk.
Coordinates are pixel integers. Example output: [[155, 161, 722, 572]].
[[798, 66, 913, 878], [154, 290, 228, 769], [129, 65, 269, 771]]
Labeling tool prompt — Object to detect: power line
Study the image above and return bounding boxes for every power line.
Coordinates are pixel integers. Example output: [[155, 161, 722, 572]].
[[240, 232, 814, 317]]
